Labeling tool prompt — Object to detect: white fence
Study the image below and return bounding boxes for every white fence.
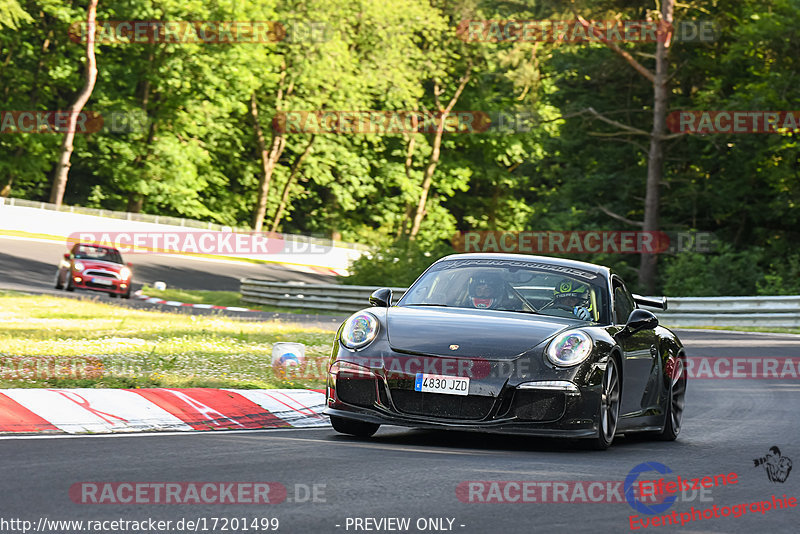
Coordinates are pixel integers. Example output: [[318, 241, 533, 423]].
[[240, 279, 800, 327]]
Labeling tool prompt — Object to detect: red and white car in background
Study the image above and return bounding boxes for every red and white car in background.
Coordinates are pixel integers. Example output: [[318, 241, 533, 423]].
[[56, 243, 133, 298]]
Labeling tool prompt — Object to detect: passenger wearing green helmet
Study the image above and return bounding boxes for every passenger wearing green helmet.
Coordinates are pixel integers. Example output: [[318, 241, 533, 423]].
[[552, 278, 593, 321]]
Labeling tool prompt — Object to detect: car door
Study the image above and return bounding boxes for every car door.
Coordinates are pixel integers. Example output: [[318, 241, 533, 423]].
[[613, 276, 659, 418]]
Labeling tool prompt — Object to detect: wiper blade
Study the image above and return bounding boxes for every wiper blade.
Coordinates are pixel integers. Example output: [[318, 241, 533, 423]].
[[405, 303, 453, 307]]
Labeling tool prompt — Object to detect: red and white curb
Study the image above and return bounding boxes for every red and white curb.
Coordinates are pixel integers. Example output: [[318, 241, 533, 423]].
[[0, 388, 328, 434], [133, 292, 259, 313]]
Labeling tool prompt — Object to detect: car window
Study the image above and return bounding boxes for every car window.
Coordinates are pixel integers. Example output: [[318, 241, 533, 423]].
[[612, 279, 635, 324], [72, 245, 123, 264], [399, 260, 610, 323]]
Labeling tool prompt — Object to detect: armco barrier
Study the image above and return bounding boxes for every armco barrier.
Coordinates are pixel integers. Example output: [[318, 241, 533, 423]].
[[240, 280, 800, 327], [241, 280, 407, 313], [638, 295, 800, 328]]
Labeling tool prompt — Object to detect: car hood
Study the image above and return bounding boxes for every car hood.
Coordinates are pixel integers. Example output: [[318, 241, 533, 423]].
[[386, 306, 576, 360], [73, 259, 123, 271]]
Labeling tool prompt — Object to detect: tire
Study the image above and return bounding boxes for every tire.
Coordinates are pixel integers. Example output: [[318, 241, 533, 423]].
[[330, 415, 380, 438], [654, 355, 686, 441], [55, 271, 64, 290], [121, 287, 131, 299], [589, 356, 621, 450], [65, 274, 75, 292], [108, 293, 118, 298]]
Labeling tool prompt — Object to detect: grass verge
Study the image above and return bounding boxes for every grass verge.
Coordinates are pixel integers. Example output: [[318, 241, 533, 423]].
[[0, 291, 335, 389], [670, 325, 800, 335], [140, 285, 344, 315]]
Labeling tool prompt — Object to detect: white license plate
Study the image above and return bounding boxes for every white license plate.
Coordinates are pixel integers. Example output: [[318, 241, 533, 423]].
[[414, 373, 469, 396], [92, 278, 112, 285]]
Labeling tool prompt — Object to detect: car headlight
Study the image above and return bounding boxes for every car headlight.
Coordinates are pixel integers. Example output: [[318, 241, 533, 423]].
[[341, 312, 379, 349], [546, 330, 593, 367], [73, 261, 85, 271], [120, 267, 131, 279]]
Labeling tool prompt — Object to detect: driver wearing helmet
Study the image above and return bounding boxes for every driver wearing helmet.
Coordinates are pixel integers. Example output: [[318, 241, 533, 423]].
[[552, 279, 593, 321], [468, 273, 505, 309]]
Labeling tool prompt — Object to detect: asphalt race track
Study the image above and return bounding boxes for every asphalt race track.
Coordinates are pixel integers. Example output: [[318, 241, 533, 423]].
[[1, 330, 798, 534], [0, 236, 334, 294]]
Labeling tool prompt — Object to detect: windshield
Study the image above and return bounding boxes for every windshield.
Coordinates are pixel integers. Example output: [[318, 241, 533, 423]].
[[399, 259, 609, 323], [73, 245, 123, 264]]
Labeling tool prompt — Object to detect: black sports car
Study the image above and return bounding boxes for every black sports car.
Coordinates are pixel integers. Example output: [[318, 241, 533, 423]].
[[324, 253, 687, 449]]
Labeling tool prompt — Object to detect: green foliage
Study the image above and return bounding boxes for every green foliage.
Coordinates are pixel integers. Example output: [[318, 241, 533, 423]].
[[661, 245, 764, 296], [1, 0, 799, 296], [342, 238, 456, 287], [0, 0, 31, 29], [758, 254, 800, 295]]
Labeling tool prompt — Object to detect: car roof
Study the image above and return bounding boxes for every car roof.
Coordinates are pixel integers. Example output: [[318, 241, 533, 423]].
[[73, 242, 120, 253], [434, 253, 611, 277]]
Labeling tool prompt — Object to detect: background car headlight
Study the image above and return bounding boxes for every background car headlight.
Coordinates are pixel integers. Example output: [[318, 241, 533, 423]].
[[73, 261, 84, 271], [546, 330, 593, 367], [341, 312, 379, 349], [120, 266, 131, 279]]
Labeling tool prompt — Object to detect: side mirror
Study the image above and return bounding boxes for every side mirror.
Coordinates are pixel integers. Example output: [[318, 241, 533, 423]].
[[63, 253, 70, 260], [127, 262, 133, 267], [369, 288, 392, 308], [623, 309, 659, 336]]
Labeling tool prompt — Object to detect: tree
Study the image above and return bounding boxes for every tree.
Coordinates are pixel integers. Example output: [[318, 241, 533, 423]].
[[49, 0, 98, 208], [570, 1, 678, 292]]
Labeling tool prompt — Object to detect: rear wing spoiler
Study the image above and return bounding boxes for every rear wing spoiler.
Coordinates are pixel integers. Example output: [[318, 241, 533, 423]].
[[633, 294, 668, 311]]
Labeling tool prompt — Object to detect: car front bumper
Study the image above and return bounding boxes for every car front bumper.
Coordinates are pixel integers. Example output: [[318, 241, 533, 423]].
[[324, 344, 606, 439], [70, 272, 130, 294]]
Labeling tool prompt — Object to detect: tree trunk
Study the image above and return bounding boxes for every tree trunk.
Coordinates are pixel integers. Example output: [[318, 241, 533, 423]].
[[408, 118, 445, 239], [126, 193, 144, 213], [396, 135, 416, 237], [0, 176, 13, 197], [270, 135, 315, 232], [251, 92, 286, 232], [409, 67, 472, 239], [49, 0, 99, 208], [638, 1, 674, 293]]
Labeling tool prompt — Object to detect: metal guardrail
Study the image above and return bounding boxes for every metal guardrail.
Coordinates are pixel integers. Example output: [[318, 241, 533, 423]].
[[241, 280, 407, 313], [0, 196, 368, 251], [241, 279, 800, 327], [638, 296, 800, 328]]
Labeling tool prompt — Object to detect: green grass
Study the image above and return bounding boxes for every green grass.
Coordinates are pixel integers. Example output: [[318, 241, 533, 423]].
[[141, 286, 249, 308], [140, 285, 344, 315], [0, 292, 337, 389], [671, 325, 800, 335]]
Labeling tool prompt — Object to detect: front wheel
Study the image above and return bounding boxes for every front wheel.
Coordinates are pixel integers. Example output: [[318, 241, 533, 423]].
[[54, 271, 64, 290], [330, 415, 380, 438], [65, 274, 75, 292], [589, 357, 621, 450]]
